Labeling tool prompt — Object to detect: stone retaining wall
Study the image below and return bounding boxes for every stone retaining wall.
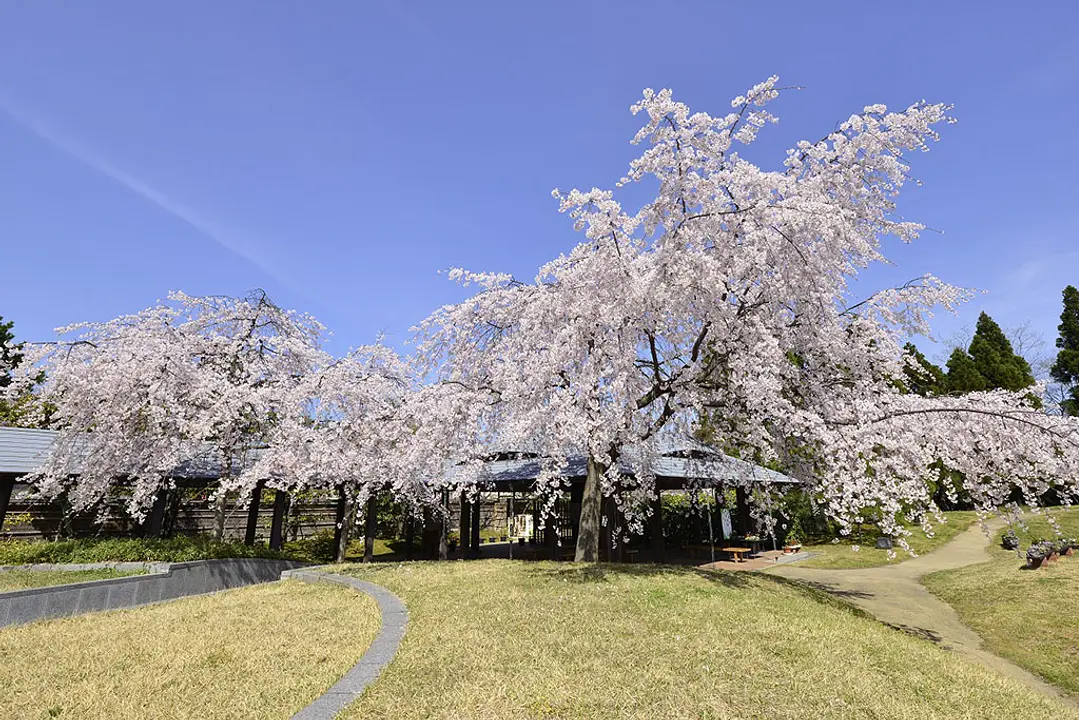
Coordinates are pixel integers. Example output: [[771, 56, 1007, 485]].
[[0, 558, 306, 628]]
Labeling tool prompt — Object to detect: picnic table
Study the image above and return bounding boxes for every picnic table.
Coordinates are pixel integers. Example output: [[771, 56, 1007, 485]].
[[722, 546, 753, 563]]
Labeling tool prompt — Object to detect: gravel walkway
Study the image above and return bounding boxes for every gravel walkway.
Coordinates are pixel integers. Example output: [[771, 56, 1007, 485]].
[[766, 521, 1076, 708]]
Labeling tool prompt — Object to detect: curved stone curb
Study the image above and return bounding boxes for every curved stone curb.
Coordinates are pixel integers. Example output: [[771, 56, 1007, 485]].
[[282, 569, 408, 720]]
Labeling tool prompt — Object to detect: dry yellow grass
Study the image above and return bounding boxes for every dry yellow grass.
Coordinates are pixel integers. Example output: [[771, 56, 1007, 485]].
[[0, 579, 380, 719], [0, 568, 145, 591], [339, 560, 1074, 720]]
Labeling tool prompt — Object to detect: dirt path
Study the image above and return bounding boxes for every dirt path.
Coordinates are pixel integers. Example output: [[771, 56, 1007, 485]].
[[766, 521, 1077, 708]]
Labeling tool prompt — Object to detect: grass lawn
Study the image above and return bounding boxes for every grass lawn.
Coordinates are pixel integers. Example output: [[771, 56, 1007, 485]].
[[0, 567, 146, 591], [922, 507, 1079, 699], [336, 560, 1072, 719], [0, 579, 380, 719], [794, 510, 980, 569]]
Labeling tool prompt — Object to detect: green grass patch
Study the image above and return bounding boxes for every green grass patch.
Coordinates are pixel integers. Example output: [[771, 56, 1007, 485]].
[[922, 507, 1079, 698], [0, 568, 147, 591], [0, 579, 380, 719], [336, 559, 1072, 719], [795, 510, 980, 569]]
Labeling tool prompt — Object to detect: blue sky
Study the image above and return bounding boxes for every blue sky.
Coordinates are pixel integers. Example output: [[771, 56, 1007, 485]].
[[1, 1, 1077, 364]]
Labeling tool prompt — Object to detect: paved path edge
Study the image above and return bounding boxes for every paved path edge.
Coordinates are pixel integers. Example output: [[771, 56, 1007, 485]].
[[283, 569, 408, 720]]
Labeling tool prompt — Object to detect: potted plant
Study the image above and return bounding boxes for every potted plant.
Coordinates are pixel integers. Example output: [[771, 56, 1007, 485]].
[[1001, 531, 1019, 551], [1059, 539, 1074, 557], [1027, 544, 1047, 569], [783, 518, 804, 554], [501, 535, 508, 542]]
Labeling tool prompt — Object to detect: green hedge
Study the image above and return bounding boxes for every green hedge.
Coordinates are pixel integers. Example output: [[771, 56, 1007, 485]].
[[0, 535, 290, 565]]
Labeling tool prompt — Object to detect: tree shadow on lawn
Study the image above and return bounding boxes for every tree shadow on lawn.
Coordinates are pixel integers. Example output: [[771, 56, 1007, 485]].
[[521, 561, 755, 589], [520, 562, 880, 622]]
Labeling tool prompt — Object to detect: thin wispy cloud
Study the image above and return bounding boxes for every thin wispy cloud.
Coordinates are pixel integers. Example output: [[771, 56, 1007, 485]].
[[0, 91, 294, 291]]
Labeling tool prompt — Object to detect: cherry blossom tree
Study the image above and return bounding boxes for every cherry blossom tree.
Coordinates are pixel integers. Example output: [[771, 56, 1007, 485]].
[[12, 291, 329, 530], [415, 77, 1079, 561], [239, 344, 439, 561]]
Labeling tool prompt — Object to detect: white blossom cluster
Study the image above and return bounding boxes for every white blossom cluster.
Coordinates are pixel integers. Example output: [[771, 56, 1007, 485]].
[[7, 78, 1078, 548]]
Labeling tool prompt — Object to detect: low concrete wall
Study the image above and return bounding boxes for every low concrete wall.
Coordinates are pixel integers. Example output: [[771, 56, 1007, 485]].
[[0, 558, 306, 628]]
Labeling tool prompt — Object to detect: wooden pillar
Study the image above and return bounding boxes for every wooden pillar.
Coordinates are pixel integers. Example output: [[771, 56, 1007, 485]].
[[735, 487, 752, 537], [651, 492, 665, 563], [244, 480, 265, 546], [363, 494, 377, 563], [404, 513, 415, 560], [269, 489, 290, 551], [470, 494, 481, 558], [439, 490, 449, 560], [333, 485, 348, 556], [0, 475, 16, 534], [459, 491, 471, 558], [546, 503, 559, 560]]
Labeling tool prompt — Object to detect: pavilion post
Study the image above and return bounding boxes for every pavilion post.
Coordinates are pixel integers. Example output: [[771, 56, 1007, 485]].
[[651, 492, 665, 563], [459, 490, 470, 559], [333, 484, 348, 560], [546, 500, 559, 560], [735, 487, 752, 537], [438, 489, 449, 560], [363, 493, 378, 563], [470, 493, 481, 558], [0, 475, 16, 534], [268, 489, 290, 551], [404, 513, 415, 561], [244, 480, 265, 546], [508, 487, 514, 560]]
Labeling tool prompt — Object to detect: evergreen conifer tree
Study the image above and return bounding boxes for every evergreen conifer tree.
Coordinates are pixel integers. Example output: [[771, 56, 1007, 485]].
[[902, 342, 947, 396], [1050, 285, 1079, 416], [967, 312, 1036, 392], [945, 347, 987, 393]]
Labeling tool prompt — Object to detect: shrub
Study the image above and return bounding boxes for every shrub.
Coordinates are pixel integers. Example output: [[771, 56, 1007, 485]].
[[0, 535, 288, 565], [1001, 532, 1019, 551]]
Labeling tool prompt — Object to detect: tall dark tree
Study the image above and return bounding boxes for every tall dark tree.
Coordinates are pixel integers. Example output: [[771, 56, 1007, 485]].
[[0, 316, 23, 388], [902, 342, 947, 396], [945, 347, 986, 393], [967, 312, 1037, 392], [1050, 285, 1079, 416], [0, 315, 50, 427], [0, 316, 27, 425]]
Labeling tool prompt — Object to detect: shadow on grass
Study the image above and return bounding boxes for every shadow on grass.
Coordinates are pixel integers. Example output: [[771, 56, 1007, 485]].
[[520, 561, 756, 589], [883, 622, 947, 646]]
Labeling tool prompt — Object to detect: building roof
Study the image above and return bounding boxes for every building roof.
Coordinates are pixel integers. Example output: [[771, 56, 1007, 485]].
[[0, 427, 259, 479], [446, 438, 800, 487], [0, 427, 59, 474]]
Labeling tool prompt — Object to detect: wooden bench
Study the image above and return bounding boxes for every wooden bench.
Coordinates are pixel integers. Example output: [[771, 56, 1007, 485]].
[[722, 546, 753, 563]]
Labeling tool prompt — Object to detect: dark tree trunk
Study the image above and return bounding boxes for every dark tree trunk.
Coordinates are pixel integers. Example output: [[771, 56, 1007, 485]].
[[334, 485, 356, 564], [574, 454, 606, 562], [363, 494, 378, 563], [269, 489, 290, 551], [459, 491, 470, 558], [244, 480, 265, 546], [146, 488, 170, 539], [470, 494, 481, 558], [438, 490, 449, 560]]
